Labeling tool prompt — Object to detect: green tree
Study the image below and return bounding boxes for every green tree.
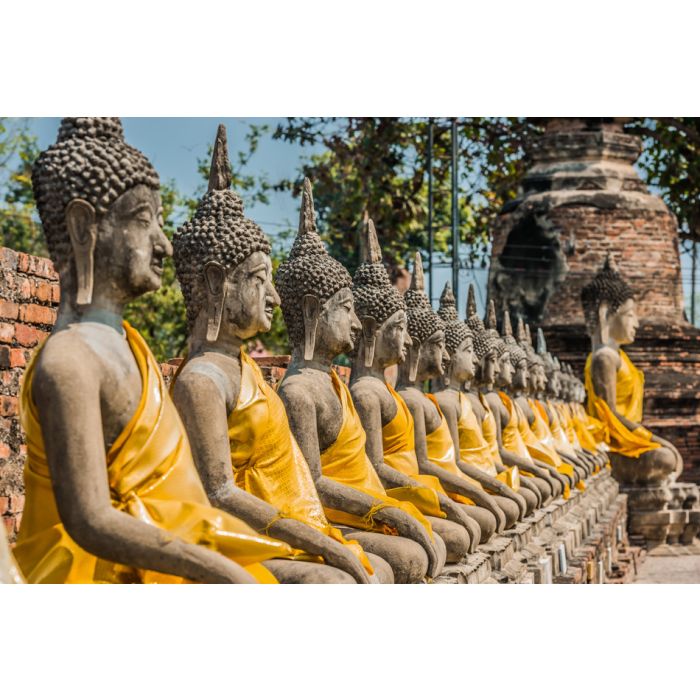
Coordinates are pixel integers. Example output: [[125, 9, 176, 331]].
[[0, 119, 46, 257], [271, 117, 541, 276]]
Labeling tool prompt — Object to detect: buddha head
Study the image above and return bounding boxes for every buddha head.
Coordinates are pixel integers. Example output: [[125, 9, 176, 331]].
[[403, 252, 447, 382], [581, 254, 638, 347], [32, 117, 167, 308], [484, 299, 516, 389], [276, 179, 360, 362], [527, 327, 548, 395], [437, 282, 475, 386], [351, 218, 410, 369], [466, 285, 498, 389], [500, 308, 530, 393], [174, 125, 277, 345]]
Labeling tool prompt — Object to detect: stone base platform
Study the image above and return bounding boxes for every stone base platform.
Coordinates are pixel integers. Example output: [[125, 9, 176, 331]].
[[433, 469, 630, 584], [623, 481, 700, 549]]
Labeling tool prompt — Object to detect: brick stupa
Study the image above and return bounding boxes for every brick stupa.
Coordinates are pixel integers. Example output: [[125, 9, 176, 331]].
[[488, 118, 700, 483]]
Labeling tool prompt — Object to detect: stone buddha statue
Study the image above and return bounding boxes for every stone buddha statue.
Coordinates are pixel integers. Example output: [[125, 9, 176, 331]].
[[581, 255, 682, 487], [348, 218, 477, 561], [170, 125, 383, 584], [472, 291, 563, 502], [531, 327, 593, 484], [276, 180, 445, 583], [395, 254, 509, 542], [432, 284, 531, 521], [507, 319, 582, 492], [14, 117, 292, 584]]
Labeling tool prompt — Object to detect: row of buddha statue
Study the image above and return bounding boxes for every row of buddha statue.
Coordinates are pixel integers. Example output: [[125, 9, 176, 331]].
[[2, 118, 681, 584]]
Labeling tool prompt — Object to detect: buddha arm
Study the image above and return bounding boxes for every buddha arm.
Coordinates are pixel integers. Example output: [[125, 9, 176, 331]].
[[174, 370, 370, 584], [485, 393, 566, 488], [440, 393, 525, 513], [405, 393, 506, 530], [279, 382, 441, 576], [351, 385, 421, 490], [352, 386, 477, 532], [33, 355, 255, 584]]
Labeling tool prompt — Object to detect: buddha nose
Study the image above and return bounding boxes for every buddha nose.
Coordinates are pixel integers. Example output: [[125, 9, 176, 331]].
[[350, 309, 362, 335]]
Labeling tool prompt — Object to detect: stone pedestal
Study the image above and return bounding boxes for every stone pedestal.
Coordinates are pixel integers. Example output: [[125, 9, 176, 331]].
[[623, 482, 700, 548]]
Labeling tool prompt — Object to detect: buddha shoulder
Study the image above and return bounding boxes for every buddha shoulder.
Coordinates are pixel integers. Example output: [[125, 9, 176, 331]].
[[590, 346, 621, 376]]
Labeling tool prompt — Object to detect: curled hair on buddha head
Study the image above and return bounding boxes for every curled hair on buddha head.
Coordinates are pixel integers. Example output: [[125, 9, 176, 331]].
[[465, 283, 497, 361], [352, 218, 405, 325], [501, 303, 527, 367], [276, 178, 352, 348], [173, 124, 272, 334], [351, 217, 406, 366], [31, 117, 160, 274], [403, 252, 445, 343], [485, 299, 510, 360], [438, 281, 473, 357], [580, 253, 634, 333]]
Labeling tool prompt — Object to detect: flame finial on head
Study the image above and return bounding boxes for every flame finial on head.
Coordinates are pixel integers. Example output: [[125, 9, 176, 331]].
[[208, 124, 232, 192], [537, 328, 547, 355], [486, 299, 498, 331], [362, 218, 383, 264], [410, 251, 425, 292], [466, 283, 477, 320], [502, 301, 513, 337]]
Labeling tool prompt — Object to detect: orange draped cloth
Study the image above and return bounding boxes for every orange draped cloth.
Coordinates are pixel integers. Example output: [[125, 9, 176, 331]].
[[320, 372, 434, 538], [584, 350, 660, 458], [222, 351, 372, 574], [380, 383, 446, 518], [477, 393, 520, 490], [500, 393, 574, 497], [458, 392, 520, 490], [15, 322, 290, 584], [423, 394, 477, 505]]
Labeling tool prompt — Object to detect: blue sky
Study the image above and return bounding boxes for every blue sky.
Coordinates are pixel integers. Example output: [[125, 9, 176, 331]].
[[10, 118, 698, 320]]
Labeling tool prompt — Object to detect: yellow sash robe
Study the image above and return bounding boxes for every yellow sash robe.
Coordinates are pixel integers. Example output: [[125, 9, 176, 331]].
[[584, 350, 660, 458], [221, 351, 372, 574], [477, 393, 520, 489], [457, 392, 520, 490], [423, 394, 479, 505], [320, 372, 434, 539], [14, 323, 290, 584], [380, 383, 446, 518], [500, 393, 574, 497]]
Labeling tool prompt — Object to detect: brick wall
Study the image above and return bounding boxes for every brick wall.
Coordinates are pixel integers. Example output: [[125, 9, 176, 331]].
[[0, 247, 60, 541], [490, 206, 685, 327]]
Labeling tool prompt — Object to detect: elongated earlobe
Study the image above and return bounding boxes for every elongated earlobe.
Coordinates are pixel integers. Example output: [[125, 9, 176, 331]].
[[302, 294, 320, 361], [598, 302, 609, 345], [65, 199, 97, 305], [408, 337, 421, 382], [204, 261, 226, 342], [361, 316, 378, 368]]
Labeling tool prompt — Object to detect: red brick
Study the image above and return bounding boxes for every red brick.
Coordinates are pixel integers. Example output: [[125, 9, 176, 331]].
[[3, 515, 15, 536], [0, 301, 19, 320], [19, 303, 56, 326], [0, 396, 18, 416], [17, 252, 57, 280], [0, 496, 9, 514], [0, 442, 10, 459], [14, 323, 46, 347], [0, 323, 14, 343], [0, 346, 26, 368], [9, 494, 25, 512], [15, 277, 32, 300]]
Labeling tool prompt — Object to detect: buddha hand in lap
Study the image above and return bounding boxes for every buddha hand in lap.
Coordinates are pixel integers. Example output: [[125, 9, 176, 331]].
[[275, 180, 444, 583], [14, 118, 290, 584], [349, 219, 474, 562], [581, 255, 682, 486], [171, 125, 375, 584]]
